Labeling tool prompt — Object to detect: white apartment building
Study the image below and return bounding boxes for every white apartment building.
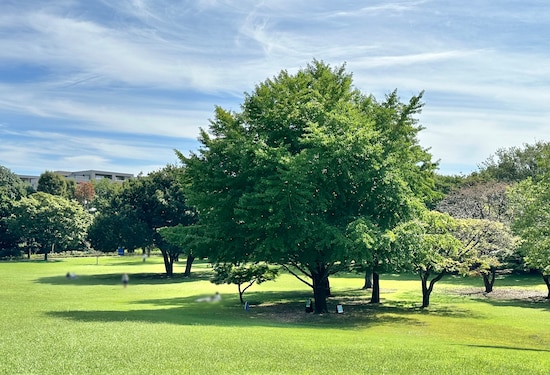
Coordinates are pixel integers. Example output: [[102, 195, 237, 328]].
[[56, 170, 134, 183], [18, 170, 134, 189]]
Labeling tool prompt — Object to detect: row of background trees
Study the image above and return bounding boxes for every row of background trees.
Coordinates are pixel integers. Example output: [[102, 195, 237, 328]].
[[1, 61, 549, 312]]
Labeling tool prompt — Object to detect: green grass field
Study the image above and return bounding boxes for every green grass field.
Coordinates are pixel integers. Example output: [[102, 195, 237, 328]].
[[1, 255, 548, 374]]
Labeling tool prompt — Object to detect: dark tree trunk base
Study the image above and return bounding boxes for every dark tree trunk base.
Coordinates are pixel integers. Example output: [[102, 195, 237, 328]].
[[184, 254, 195, 276], [312, 271, 329, 314], [543, 274, 550, 299], [363, 270, 373, 289], [482, 268, 496, 293], [420, 270, 444, 308], [370, 272, 380, 303]]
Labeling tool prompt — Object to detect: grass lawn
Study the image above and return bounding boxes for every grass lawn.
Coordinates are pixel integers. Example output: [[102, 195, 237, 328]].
[[1, 255, 549, 374]]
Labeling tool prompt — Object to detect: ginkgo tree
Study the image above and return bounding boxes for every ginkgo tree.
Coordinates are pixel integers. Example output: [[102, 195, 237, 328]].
[[179, 60, 437, 313]]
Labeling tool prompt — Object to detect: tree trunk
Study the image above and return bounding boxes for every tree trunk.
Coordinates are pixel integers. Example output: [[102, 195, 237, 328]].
[[161, 250, 173, 276], [370, 272, 380, 303], [324, 276, 331, 297], [543, 274, 550, 299], [421, 272, 430, 308], [312, 272, 328, 314], [363, 269, 373, 289], [238, 284, 244, 304], [184, 254, 195, 277], [482, 267, 496, 293], [420, 270, 445, 308]]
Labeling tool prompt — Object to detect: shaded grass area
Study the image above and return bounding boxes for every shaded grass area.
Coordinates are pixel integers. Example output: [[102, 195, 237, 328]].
[[1, 256, 549, 374]]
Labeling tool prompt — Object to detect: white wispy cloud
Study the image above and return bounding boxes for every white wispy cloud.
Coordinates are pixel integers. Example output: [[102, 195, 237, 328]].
[[0, 0, 549, 176]]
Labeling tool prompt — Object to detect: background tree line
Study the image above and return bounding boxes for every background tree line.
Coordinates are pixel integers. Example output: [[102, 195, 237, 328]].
[[1, 61, 549, 310]]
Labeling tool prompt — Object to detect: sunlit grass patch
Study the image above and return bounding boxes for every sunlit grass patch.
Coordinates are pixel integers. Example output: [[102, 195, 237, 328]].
[[1, 256, 549, 374]]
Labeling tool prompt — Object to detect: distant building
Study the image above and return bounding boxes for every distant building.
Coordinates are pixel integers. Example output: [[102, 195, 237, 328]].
[[55, 170, 134, 184], [18, 175, 40, 188], [18, 170, 134, 189]]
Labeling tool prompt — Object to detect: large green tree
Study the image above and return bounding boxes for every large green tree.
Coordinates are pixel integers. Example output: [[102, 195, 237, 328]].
[[479, 141, 550, 182], [508, 178, 550, 298], [89, 165, 196, 276], [0, 166, 27, 257], [87, 211, 151, 253], [180, 61, 437, 313], [7, 192, 92, 260]]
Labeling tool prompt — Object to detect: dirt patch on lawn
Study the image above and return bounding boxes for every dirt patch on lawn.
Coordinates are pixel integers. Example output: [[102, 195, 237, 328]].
[[449, 287, 548, 303]]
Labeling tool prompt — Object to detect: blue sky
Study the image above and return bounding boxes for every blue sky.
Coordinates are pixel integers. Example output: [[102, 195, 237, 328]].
[[1, 0, 549, 177]]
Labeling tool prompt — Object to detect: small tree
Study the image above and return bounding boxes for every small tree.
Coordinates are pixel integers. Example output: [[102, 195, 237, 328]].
[[395, 211, 472, 308], [347, 218, 407, 303], [74, 181, 95, 209], [158, 224, 197, 276], [454, 218, 518, 293], [37, 171, 67, 197], [211, 263, 279, 304]]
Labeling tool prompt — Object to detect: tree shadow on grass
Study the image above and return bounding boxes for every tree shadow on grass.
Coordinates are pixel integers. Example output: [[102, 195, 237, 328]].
[[444, 287, 549, 311], [0, 259, 63, 264], [333, 289, 479, 319], [100, 260, 152, 266], [45, 289, 477, 329], [35, 271, 212, 286], [460, 344, 550, 353], [473, 295, 550, 311]]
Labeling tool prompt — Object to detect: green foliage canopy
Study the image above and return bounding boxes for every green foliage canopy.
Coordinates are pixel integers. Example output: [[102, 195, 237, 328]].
[[0, 166, 27, 257], [89, 165, 196, 275], [7, 192, 92, 259], [211, 263, 279, 304], [180, 60, 437, 313], [479, 140, 550, 182], [454, 218, 518, 292], [393, 210, 467, 307], [508, 178, 550, 298], [37, 171, 68, 197]]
